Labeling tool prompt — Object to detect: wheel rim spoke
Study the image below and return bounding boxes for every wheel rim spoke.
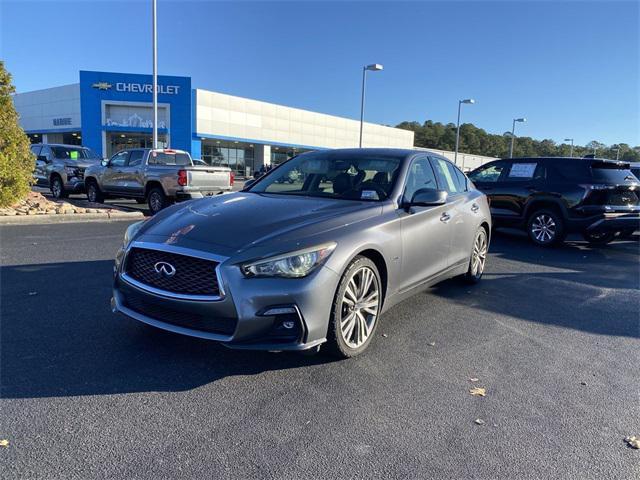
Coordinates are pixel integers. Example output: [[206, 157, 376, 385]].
[[339, 266, 379, 349]]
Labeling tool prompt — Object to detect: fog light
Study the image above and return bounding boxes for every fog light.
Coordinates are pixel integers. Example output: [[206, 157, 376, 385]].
[[262, 306, 297, 316], [282, 320, 295, 329]]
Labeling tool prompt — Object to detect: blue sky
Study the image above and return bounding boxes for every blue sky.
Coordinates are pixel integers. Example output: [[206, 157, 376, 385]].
[[2, 0, 638, 146]]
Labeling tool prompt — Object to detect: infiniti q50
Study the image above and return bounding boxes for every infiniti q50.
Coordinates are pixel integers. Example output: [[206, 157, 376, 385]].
[[111, 149, 491, 357]]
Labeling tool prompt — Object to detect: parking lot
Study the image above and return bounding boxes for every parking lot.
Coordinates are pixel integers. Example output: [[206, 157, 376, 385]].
[[1, 221, 638, 479]]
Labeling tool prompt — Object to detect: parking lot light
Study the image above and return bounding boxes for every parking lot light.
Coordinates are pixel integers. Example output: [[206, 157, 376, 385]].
[[455, 98, 476, 167], [564, 138, 574, 157], [509, 117, 527, 158], [359, 63, 384, 148]]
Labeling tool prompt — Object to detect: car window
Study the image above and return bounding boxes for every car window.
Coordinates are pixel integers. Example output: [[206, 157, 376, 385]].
[[504, 162, 545, 182], [468, 161, 508, 183], [430, 157, 464, 194], [148, 151, 191, 166], [403, 157, 438, 203], [49, 146, 99, 160], [110, 151, 129, 167], [39, 146, 53, 161], [30, 145, 42, 156], [127, 150, 144, 166]]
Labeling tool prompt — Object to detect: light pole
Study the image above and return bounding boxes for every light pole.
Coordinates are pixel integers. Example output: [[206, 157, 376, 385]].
[[359, 63, 383, 148], [509, 117, 526, 158], [564, 138, 574, 157], [455, 98, 475, 167], [152, 0, 158, 150], [613, 146, 620, 160]]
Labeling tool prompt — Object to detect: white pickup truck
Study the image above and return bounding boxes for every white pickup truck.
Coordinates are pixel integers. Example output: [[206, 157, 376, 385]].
[[84, 148, 234, 214]]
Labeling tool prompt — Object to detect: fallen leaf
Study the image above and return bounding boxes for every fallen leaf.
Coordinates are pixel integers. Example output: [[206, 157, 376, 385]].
[[469, 378, 479, 382], [427, 342, 436, 347], [0, 439, 8, 447], [469, 387, 486, 397], [580, 381, 588, 386], [625, 436, 640, 449], [381, 334, 388, 338], [474, 418, 485, 425]]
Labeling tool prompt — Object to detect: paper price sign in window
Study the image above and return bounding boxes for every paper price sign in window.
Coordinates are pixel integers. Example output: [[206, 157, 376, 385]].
[[509, 163, 536, 178], [70, 151, 79, 160]]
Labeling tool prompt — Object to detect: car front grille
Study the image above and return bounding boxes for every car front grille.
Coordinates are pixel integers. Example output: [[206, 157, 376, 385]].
[[125, 247, 221, 297], [122, 290, 236, 335]]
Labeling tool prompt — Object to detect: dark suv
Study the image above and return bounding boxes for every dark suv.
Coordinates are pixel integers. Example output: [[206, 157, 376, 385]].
[[468, 157, 639, 246]]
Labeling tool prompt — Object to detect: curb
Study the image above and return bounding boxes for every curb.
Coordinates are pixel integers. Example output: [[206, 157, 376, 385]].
[[0, 211, 145, 226]]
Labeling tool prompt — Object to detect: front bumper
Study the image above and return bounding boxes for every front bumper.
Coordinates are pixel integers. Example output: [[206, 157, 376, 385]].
[[111, 245, 340, 351], [63, 177, 86, 193]]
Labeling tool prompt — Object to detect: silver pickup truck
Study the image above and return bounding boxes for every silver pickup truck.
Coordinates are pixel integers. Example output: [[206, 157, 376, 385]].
[[84, 148, 233, 214]]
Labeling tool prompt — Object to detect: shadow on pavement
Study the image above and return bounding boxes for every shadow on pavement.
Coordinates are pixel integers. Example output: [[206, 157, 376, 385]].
[[430, 231, 640, 339], [0, 260, 331, 400]]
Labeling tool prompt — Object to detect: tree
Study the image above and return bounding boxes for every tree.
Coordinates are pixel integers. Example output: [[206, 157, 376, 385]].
[[0, 62, 34, 207]]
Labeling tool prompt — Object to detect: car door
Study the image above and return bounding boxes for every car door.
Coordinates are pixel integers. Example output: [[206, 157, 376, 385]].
[[398, 156, 451, 292], [495, 161, 546, 221], [119, 149, 146, 196], [101, 150, 129, 193], [468, 160, 514, 220], [36, 145, 54, 184], [30, 145, 45, 183], [430, 157, 478, 267]]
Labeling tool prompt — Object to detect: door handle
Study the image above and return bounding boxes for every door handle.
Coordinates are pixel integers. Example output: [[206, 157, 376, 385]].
[[440, 212, 451, 223], [471, 203, 479, 213]]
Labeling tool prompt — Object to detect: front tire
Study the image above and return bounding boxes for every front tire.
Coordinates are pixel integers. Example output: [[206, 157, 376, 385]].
[[527, 209, 565, 247], [583, 231, 616, 245], [86, 180, 104, 203], [463, 227, 488, 284], [326, 256, 382, 358], [50, 175, 68, 199], [147, 187, 168, 215]]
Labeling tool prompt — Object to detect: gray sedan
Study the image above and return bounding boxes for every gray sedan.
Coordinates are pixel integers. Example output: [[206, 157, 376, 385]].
[[111, 148, 491, 357]]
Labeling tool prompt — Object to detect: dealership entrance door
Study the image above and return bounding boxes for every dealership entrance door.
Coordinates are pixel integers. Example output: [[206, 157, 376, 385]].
[[106, 132, 167, 157]]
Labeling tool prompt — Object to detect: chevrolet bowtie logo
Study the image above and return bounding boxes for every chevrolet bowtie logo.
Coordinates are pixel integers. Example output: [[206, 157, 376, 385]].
[[92, 82, 112, 90]]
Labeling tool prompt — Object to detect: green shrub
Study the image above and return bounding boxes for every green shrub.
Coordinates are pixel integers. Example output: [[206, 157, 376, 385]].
[[0, 61, 35, 207]]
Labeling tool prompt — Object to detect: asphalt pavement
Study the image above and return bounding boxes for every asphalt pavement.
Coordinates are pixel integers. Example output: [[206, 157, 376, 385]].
[[1, 221, 638, 479]]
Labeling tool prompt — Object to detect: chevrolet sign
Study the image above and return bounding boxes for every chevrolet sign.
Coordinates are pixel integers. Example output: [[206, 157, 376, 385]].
[[116, 83, 180, 95], [92, 82, 112, 90]]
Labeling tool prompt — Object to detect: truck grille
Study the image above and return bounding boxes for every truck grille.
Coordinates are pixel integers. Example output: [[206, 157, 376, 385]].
[[125, 247, 221, 297], [122, 290, 236, 335]]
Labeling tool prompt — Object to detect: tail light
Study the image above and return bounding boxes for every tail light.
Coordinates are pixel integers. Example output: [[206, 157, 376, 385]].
[[230, 171, 235, 186], [178, 170, 188, 186]]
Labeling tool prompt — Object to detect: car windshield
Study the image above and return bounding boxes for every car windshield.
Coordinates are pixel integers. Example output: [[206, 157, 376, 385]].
[[50, 146, 100, 160], [247, 153, 403, 201]]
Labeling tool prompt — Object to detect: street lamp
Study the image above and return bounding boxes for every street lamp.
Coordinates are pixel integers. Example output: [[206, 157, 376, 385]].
[[509, 117, 527, 158], [613, 146, 620, 160], [359, 63, 383, 148], [455, 98, 475, 167], [564, 138, 574, 157], [152, 0, 158, 150]]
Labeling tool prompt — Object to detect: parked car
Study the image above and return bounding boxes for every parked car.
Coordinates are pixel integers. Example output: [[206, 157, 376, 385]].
[[629, 162, 640, 181], [29, 143, 102, 199], [111, 148, 491, 358], [84, 148, 234, 214], [468, 157, 640, 246]]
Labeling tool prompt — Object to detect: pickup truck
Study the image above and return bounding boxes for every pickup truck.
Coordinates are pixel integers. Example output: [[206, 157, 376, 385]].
[[84, 148, 234, 214]]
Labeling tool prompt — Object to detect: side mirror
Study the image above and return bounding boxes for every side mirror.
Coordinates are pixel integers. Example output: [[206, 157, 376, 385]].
[[101, 159, 109, 167], [408, 189, 448, 207], [37, 155, 50, 163], [243, 179, 256, 190]]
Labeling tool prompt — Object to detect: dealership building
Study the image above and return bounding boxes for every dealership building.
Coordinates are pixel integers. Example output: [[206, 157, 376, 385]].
[[12, 70, 414, 176]]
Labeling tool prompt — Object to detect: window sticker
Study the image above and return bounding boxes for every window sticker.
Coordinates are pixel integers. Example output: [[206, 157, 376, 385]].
[[509, 163, 536, 178], [361, 190, 379, 200], [70, 151, 78, 160]]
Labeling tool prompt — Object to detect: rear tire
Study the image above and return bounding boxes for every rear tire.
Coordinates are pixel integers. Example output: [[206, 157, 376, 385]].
[[463, 227, 488, 284], [583, 231, 616, 245], [86, 180, 104, 203], [50, 175, 68, 199], [147, 187, 168, 215], [527, 209, 565, 247], [325, 256, 382, 359]]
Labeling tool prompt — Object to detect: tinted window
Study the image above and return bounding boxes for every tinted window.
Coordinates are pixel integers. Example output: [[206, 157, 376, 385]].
[[468, 161, 508, 183], [403, 157, 438, 203], [30, 145, 42, 156], [127, 150, 144, 166], [50, 146, 99, 160], [431, 158, 464, 194], [110, 151, 129, 167], [453, 166, 468, 191], [148, 152, 191, 166], [39, 146, 53, 160], [590, 162, 637, 183]]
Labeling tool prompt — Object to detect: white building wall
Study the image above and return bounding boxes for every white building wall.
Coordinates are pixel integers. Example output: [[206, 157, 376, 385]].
[[195, 89, 414, 149], [414, 147, 498, 171], [12, 84, 81, 132]]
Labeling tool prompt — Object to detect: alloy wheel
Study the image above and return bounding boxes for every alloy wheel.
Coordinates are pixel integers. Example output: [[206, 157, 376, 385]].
[[339, 266, 380, 349], [531, 214, 556, 243], [471, 229, 488, 277], [149, 193, 162, 213], [52, 179, 62, 198], [88, 185, 97, 202]]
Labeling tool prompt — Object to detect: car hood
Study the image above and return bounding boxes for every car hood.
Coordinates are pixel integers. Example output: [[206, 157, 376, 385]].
[[139, 192, 382, 252]]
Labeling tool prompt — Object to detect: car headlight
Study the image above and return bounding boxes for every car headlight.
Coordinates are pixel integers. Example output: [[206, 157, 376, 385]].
[[123, 220, 147, 247], [241, 243, 336, 278]]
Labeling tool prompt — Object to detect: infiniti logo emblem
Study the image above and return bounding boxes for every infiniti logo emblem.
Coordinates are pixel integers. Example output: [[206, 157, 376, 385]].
[[154, 261, 176, 278]]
